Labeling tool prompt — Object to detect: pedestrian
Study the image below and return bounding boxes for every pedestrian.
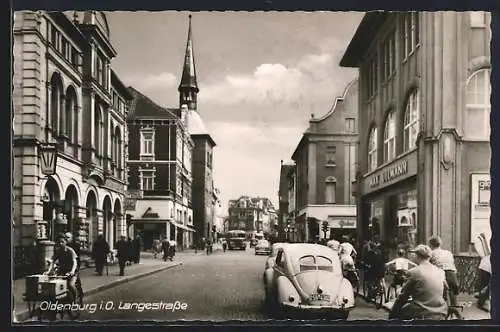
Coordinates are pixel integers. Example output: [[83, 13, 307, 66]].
[[340, 235, 357, 259], [222, 239, 227, 252], [389, 244, 448, 320], [133, 235, 141, 264], [385, 248, 417, 298], [162, 238, 170, 261], [206, 238, 211, 255], [364, 239, 386, 299], [115, 235, 129, 276], [91, 234, 109, 276], [327, 239, 340, 252], [428, 235, 463, 319], [152, 238, 161, 259], [126, 237, 133, 266], [475, 254, 491, 311]]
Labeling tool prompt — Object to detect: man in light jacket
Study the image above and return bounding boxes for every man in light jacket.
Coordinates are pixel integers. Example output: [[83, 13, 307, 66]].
[[390, 244, 448, 320]]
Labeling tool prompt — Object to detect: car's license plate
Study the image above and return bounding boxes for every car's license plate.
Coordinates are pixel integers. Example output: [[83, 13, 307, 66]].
[[310, 294, 331, 302]]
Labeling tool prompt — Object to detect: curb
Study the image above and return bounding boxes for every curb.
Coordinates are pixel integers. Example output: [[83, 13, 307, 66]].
[[14, 261, 183, 322]]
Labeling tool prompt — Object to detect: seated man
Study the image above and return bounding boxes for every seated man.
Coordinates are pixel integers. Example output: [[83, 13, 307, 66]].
[[389, 245, 448, 320], [46, 234, 78, 301]]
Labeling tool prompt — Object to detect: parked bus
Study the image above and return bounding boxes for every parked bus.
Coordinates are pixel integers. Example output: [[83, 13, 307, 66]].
[[227, 230, 246, 250]]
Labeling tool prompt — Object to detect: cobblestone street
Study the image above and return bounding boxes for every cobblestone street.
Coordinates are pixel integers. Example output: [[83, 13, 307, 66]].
[[71, 250, 387, 321]]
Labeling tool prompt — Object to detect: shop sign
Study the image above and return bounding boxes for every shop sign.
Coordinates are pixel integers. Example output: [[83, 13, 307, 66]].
[[369, 160, 408, 189], [326, 216, 356, 229], [470, 173, 491, 244]]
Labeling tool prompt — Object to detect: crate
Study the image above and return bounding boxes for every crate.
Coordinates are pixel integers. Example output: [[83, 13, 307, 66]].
[[24, 274, 49, 300], [39, 279, 68, 299]]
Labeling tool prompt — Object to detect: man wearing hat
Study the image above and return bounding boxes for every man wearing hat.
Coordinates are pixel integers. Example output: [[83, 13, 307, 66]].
[[389, 244, 448, 320]]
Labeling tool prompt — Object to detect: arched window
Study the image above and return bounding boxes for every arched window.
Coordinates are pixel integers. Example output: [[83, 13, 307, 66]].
[[404, 90, 420, 151], [50, 74, 62, 134], [465, 68, 490, 140], [383, 111, 396, 162], [368, 127, 378, 172], [110, 123, 115, 164], [325, 176, 337, 204], [115, 127, 122, 169], [65, 87, 77, 142], [94, 104, 103, 158]]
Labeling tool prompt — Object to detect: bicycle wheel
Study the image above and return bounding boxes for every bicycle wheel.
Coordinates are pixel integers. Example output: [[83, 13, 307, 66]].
[[375, 281, 385, 310]]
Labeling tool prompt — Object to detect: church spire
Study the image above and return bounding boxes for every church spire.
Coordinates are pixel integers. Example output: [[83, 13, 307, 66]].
[[178, 14, 199, 111]]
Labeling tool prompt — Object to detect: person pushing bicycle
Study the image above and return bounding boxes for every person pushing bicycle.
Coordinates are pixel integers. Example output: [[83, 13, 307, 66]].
[[45, 234, 79, 303]]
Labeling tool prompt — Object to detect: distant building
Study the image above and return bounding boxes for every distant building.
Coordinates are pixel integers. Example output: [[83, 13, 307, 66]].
[[291, 79, 359, 243], [227, 196, 277, 236], [340, 12, 491, 253], [213, 188, 225, 237]]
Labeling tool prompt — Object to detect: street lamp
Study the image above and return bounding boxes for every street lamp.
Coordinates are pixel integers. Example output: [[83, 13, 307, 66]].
[[39, 142, 58, 176], [36, 141, 59, 273]]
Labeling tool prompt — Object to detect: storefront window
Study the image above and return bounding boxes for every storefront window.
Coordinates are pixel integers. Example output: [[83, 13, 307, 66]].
[[369, 200, 384, 239], [396, 189, 418, 249]]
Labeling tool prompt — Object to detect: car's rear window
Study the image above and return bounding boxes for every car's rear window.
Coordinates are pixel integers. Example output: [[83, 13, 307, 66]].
[[257, 240, 269, 246], [298, 255, 334, 272]]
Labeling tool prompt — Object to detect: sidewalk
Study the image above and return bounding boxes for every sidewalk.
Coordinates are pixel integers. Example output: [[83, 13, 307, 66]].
[[13, 252, 193, 322], [358, 271, 490, 320]]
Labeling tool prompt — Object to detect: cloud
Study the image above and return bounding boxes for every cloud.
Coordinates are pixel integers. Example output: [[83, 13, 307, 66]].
[[207, 120, 305, 207], [207, 120, 304, 151], [134, 72, 177, 89], [198, 45, 356, 109]]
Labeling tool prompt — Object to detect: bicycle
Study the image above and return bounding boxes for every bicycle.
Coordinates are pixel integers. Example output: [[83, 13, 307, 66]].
[[365, 274, 388, 309], [385, 270, 409, 303]]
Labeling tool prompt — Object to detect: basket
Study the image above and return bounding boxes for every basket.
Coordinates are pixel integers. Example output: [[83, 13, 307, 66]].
[[24, 274, 49, 301]]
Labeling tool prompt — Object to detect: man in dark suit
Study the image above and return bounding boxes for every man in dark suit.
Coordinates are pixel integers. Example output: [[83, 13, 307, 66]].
[[115, 235, 129, 276]]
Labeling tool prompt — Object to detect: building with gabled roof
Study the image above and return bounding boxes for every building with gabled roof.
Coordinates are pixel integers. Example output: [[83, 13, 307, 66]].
[[125, 86, 195, 250]]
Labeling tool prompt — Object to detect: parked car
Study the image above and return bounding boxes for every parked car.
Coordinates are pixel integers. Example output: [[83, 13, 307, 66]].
[[265, 243, 287, 270], [263, 243, 355, 319], [255, 239, 272, 255]]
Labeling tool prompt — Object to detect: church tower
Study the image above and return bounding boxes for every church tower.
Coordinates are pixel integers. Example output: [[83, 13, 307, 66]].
[[178, 14, 199, 111]]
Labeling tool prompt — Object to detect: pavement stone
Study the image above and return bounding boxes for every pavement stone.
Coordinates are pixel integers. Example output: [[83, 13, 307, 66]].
[[12, 251, 201, 322]]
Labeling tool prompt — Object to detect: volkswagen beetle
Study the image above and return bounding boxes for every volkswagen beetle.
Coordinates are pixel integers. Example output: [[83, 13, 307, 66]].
[[263, 243, 355, 319]]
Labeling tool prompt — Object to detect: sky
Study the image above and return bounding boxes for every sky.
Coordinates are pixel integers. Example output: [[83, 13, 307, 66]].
[[105, 11, 363, 212]]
